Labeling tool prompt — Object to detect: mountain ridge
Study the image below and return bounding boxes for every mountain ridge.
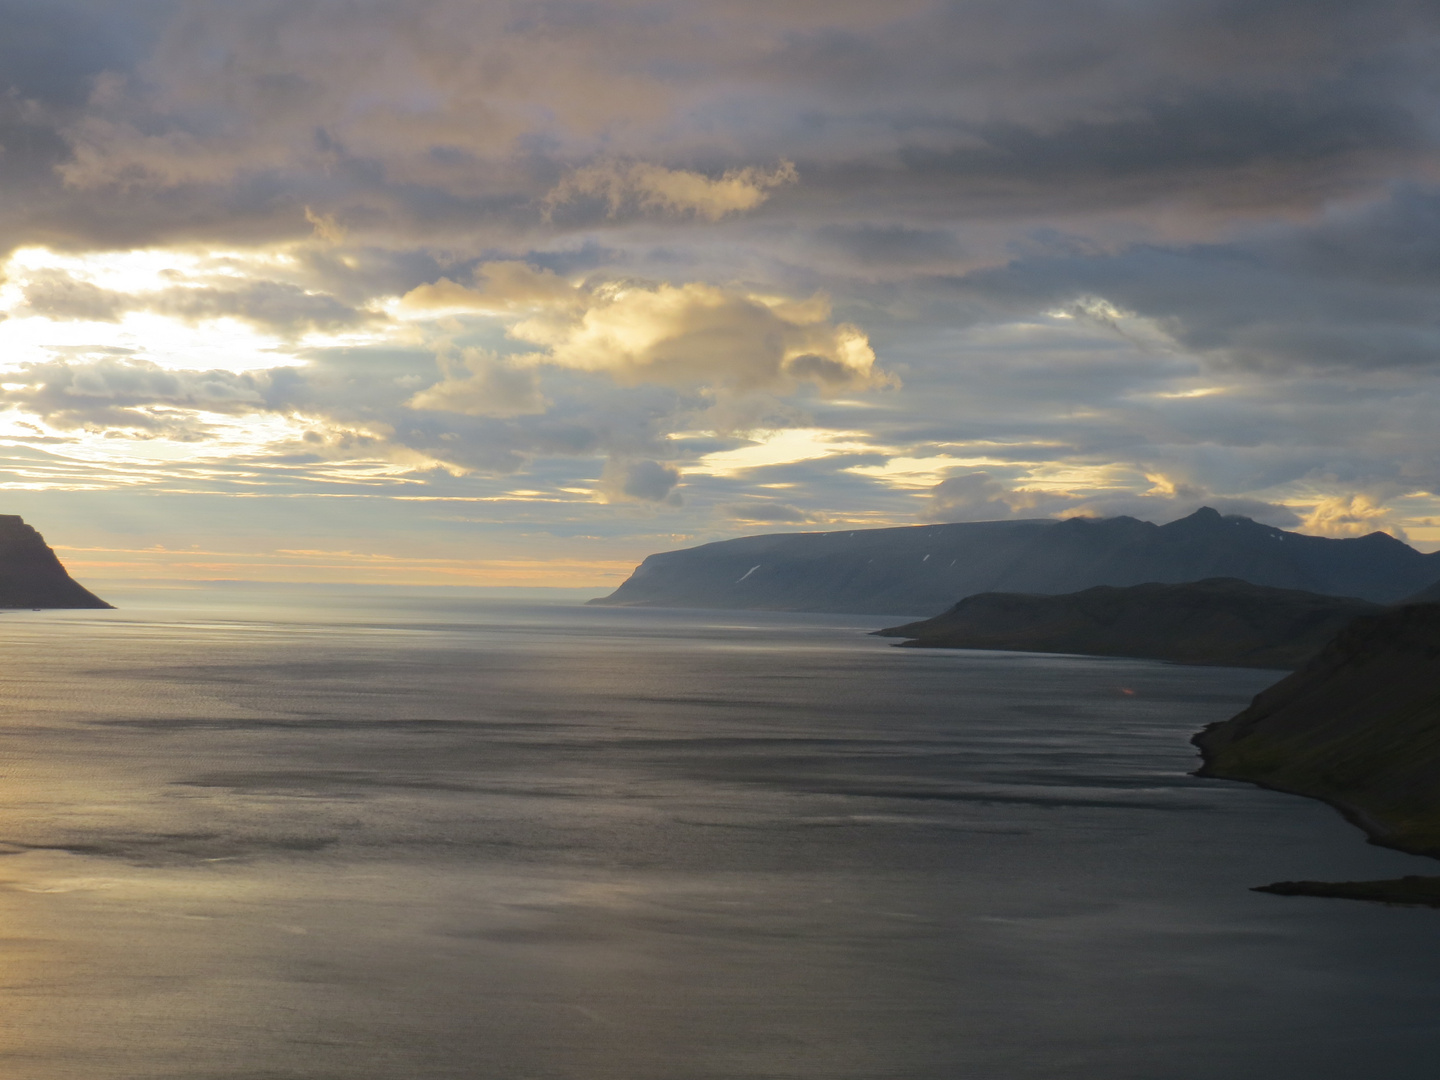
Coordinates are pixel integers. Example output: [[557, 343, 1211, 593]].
[[593, 508, 1440, 616]]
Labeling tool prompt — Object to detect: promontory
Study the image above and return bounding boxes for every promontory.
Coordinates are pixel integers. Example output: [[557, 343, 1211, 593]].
[[0, 515, 112, 609], [877, 578, 1382, 669]]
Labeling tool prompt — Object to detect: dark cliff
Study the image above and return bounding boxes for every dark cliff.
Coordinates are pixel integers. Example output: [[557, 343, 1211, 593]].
[[1193, 603, 1440, 857], [593, 508, 1440, 616], [877, 578, 1381, 669], [0, 516, 112, 609]]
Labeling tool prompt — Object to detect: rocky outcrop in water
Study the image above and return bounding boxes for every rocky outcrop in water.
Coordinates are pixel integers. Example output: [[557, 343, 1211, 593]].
[[877, 578, 1380, 669], [593, 508, 1440, 616], [0, 516, 112, 609]]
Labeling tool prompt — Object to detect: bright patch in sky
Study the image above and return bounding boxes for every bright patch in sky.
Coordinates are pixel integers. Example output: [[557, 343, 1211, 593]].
[[690, 429, 876, 477]]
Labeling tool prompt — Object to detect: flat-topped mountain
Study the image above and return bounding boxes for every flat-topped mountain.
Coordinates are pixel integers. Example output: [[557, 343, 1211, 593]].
[[593, 508, 1440, 616], [1194, 603, 1440, 858], [877, 578, 1381, 669], [0, 516, 111, 609]]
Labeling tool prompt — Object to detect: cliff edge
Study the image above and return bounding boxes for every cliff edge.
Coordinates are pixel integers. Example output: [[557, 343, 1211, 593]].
[[0, 516, 112, 609]]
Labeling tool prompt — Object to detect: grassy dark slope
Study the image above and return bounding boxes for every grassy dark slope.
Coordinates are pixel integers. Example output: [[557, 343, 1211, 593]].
[[877, 578, 1380, 669], [1194, 603, 1440, 858]]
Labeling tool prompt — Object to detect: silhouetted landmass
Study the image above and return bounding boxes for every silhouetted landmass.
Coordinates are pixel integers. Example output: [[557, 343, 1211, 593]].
[[592, 508, 1440, 616], [1253, 876, 1440, 907], [876, 578, 1380, 668], [1403, 576, 1440, 604], [1194, 603, 1440, 858], [0, 515, 112, 609]]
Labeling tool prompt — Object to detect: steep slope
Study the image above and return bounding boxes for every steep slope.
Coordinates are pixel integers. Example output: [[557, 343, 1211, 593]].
[[0, 516, 112, 609], [877, 579, 1380, 669], [1193, 603, 1440, 856], [593, 508, 1440, 616]]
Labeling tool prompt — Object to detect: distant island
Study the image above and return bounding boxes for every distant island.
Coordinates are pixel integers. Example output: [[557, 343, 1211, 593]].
[[592, 508, 1440, 616], [0, 515, 112, 609], [876, 578, 1381, 669]]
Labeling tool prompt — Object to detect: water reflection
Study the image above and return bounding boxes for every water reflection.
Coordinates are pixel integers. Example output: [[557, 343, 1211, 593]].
[[0, 588, 1435, 1077]]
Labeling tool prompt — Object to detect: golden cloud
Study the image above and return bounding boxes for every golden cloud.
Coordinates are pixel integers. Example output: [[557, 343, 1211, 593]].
[[407, 347, 548, 417], [544, 160, 797, 221], [401, 261, 887, 394]]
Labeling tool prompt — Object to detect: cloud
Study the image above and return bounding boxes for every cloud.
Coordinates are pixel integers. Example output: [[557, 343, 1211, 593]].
[[959, 185, 1440, 374], [718, 501, 813, 524], [151, 280, 374, 335], [521, 282, 880, 392], [0, 357, 266, 432], [814, 224, 965, 268], [1301, 493, 1401, 538], [10, 0, 1432, 260], [601, 458, 682, 504], [919, 469, 1302, 528], [544, 160, 797, 221], [3, 0, 1440, 570], [13, 264, 375, 337], [922, 471, 1048, 522], [398, 262, 582, 315], [402, 262, 886, 393], [407, 348, 547, 417], [21, 269, 126, 322]]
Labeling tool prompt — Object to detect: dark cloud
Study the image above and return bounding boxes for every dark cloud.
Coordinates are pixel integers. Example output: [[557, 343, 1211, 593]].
[[0, 0, 1434, 256], [21, 269, 125, 321], [604, 459, 683, 504], [0, 357, 265, 432], [18, 270, 374, 334], [814, 224, 965, 268], [959, 184, 1440, 372]]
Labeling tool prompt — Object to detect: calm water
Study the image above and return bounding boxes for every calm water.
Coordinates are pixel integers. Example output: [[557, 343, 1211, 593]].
[[0, 587, 1438, 1079]]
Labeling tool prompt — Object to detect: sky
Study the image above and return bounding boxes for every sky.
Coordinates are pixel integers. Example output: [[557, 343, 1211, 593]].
[[3, 0, 1440, 587]]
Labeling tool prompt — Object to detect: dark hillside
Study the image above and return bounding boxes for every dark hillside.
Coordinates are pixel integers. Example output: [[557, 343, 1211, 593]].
[[1194, 604, 1440, 857], [878, 578, 1380, 669]]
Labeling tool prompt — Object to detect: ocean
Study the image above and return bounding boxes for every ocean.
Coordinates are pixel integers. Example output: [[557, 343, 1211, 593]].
[[0, 587, 1437, 1079]]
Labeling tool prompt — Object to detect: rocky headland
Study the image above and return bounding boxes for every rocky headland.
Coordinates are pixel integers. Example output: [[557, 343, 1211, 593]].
[[1194, 603, 1440, 905], [0, 515, 112, 609], [1193, 603, 1440, 855], [876, 578, 1381, 669]]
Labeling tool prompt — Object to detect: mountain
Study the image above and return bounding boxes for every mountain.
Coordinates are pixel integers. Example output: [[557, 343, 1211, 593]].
[[0, 515, 112, 609], [1193, 603, 1440, 857], [1402, 576, 1440, 604], [592, 508, 1440, 616], [876, 578, 1381, 669]]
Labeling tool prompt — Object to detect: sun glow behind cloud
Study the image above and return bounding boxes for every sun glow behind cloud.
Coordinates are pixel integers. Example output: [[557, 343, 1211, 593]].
[[0, 246, 393, 376]]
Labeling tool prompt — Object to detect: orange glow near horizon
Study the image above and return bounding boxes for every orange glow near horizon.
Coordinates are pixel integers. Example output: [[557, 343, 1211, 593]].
[[55, 546, 636, 588]]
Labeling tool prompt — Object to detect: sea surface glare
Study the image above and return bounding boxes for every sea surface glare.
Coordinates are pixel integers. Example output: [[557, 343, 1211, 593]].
[[0, 588, 1438, 1079]]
